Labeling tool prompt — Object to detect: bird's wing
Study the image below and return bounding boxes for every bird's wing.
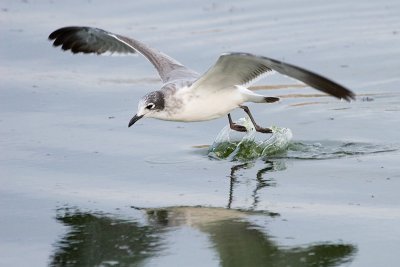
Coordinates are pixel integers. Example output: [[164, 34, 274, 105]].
[[190, 52, 355, 101], [48, 26, 199, 83]]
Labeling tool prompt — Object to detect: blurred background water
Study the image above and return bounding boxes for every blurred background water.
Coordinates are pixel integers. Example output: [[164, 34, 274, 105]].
[[1, 0, 400, 266]]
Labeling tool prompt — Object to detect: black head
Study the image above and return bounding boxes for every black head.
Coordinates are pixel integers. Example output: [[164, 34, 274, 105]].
[[128, 91, 165, 127]]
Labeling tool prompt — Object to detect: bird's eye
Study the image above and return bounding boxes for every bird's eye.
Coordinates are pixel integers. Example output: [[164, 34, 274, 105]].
[[146, 103, 155, 110]]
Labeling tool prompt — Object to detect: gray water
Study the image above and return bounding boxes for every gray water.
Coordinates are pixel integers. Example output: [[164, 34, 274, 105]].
[[1, 0, 400, 266]]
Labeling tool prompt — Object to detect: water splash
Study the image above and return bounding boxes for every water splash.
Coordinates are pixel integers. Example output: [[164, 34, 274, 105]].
[[208, 117, 293, 161], [208, 118, 398, 161]]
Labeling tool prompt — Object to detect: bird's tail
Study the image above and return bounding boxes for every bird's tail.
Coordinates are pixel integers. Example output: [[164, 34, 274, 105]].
[[247, 94, 280, 103], [238, 86, 280, 103], [264, 97, 280, 103]]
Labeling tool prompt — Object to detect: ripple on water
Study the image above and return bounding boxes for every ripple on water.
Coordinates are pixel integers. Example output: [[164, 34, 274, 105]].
[[208, 119, 398, 161], [281, 140, 398, 160]]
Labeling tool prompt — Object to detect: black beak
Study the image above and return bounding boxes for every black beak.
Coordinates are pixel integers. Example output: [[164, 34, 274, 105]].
[[128, 114, 144, 127]]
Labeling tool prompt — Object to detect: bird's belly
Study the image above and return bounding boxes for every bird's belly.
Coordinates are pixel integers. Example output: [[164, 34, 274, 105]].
[[166, 91, 243, 122], [176, 105, 231, 121]]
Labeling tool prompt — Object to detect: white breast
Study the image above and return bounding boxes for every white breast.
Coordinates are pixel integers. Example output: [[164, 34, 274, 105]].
[[154, 86, 247, 122]]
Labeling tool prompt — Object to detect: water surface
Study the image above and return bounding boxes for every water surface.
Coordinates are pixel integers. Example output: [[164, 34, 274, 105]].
[[1, 0, 400, 266]]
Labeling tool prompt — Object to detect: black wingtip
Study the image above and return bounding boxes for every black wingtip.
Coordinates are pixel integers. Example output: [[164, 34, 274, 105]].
[[49, 26, 72, 40], [348, 91, 356, 101], [338, 89, 356, 102], [48, 30, 57, 40], [49, 26, 86, 39], [48, 26, 96, 54]]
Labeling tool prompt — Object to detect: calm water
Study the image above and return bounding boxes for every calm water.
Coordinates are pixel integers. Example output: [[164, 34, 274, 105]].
[[1, 0, 400, 266]]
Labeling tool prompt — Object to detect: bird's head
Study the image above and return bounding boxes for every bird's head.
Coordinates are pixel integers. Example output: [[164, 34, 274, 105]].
[[128, 91, 165, 127]]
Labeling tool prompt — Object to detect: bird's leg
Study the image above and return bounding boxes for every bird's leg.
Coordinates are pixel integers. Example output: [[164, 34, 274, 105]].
[[228, 113, 247, 132], [239, 105, 272, 133]]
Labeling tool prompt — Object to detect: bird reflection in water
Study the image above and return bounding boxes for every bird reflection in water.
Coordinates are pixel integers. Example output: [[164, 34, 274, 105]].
[[227, 160, 285, 210], [50, 208, 163, 267], [51, 206, 356, 267]]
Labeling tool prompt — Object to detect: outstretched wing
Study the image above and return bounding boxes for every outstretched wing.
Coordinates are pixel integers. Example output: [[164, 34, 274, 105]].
[[191, 52, 355, 101], [48, 26, 198, 83]]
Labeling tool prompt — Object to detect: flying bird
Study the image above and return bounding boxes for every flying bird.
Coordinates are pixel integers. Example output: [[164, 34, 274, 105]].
[[48, 26, 355, 133]]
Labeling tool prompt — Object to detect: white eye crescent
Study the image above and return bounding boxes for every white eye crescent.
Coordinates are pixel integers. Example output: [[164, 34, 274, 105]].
[[146, 103, 155, 110]]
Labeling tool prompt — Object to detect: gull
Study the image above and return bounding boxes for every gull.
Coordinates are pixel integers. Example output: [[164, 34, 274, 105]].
[[49, 26, 355, 133]]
